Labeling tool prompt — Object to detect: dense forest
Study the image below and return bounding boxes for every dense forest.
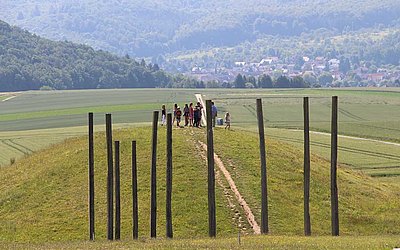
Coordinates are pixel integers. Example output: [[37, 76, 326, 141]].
[[1, 0, 400, 57], [0, 20, 176, 91]]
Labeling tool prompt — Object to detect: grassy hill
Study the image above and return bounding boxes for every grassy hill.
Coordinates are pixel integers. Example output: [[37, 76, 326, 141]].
[[1, 126, 399, 244], [0, 20, 171, 91]]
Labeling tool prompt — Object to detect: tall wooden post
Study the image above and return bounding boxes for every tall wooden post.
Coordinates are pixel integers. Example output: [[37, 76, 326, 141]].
[[151, 110, 159, 238], [106, 113, 114, 240], [115, 141, 121, 240], [256, 98, 269, 234], [331, 96, 339, 236], [303, 97, 311, 236], [132, 141, 138, 240], [88, 112, 95, 240], [166, 113, 173, 238], [206, 100, 216, 237]]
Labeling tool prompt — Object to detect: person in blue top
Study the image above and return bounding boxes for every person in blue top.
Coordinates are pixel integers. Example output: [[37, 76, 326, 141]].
[[211, 101, 218, 127]]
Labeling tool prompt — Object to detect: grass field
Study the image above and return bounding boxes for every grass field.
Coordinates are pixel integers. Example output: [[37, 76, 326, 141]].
[[1, 88, 400, 248], [0, 127, 242, 243], [1, 235, 400, 249], [205, 88, 400, 143], [1, 88, 399, 180], [1, 127, 400, 246]]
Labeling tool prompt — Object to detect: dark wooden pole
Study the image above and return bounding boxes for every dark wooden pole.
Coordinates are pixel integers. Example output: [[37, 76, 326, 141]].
[[132, 141, 138, 240], [303, 97, 311, 236], [331, 96, 339, 236], [151, 110, 159, 238], [106, 113, 114, 240], [256, 98, 269, 234], [88, 112, 95, 240], [115, 141, 121, 240], [206, 100, 216, 237], [166, 113, 173, 238]]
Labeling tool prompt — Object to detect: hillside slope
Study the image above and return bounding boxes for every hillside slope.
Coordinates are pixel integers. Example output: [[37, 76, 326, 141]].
[[0, 20, 171, 91], [207, 129, 400, 235], [1, 0, 400, 56], [1, 127, 399, 243]]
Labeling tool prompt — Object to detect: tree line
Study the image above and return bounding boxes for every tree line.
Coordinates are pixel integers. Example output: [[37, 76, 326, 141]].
[[231, 74, 307, 88]]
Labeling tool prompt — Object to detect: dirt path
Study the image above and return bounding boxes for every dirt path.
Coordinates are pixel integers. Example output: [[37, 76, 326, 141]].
[[2, 96, 17, 102], [288, 129, 400, 147], [197, 140, 261, 234]]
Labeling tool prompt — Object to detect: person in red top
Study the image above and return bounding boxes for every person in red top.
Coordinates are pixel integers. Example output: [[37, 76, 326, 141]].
[[189, 102, 194, 126]]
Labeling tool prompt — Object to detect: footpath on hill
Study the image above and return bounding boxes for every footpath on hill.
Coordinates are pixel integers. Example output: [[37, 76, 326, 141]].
[[196, 139, 261, 234], [193, 94, 260, 234]]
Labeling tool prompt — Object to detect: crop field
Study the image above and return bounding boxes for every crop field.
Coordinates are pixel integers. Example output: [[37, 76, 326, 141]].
[[206, 88, 400, 143], [1, 88, 399, 181]]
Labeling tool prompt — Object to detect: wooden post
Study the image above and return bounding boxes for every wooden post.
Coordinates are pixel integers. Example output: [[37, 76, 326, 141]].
[[106, 113, 114, 240], [331, 96, 339, 236], [88, 112, 95, 240], [256, 98, 269, 234], [206, 100, 216, 237], [303, 97, 311, 236], [166, 113, 173, 238], [132, 141, 138, 240], [115, 141, 121, 240], [151, 111, 159, 238]]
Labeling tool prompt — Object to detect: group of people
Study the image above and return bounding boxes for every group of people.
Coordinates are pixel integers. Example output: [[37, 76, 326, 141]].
[[161, 101, 231, 129]]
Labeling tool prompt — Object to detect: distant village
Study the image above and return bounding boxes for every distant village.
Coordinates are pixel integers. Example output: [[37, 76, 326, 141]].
[[184, 56, 400, 87]]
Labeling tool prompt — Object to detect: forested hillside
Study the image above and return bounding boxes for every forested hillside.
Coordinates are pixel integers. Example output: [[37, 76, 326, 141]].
[[1, 0, 400, 57], [0, 20, 173, 91]]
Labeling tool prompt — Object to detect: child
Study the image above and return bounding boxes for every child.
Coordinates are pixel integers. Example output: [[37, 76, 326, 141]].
[[176, 106, 182, 127], [224, 112, 231, 130], [161, 104, 166, 126]]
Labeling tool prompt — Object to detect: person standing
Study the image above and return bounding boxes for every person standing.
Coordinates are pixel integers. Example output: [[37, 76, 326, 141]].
[[176, 106, 182, 127], [224, 112, 231, 130], [197, 102, 203, 127], [194, 105, 200, 127], [161, 104, 166, 126], [189, 102, 194, 127], [183, 103, 190, 126], [173, 103, 178, 125], [211, 101, 218, 127]]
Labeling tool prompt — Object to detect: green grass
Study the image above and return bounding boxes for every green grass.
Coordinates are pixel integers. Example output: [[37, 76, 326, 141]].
[[264, 128, 400, 177], [207, 88, 400, 143], [0, 103, 160, 122], [204, 128, 400, 235], [0, 127, 240, 243], [1, 88, 399, 179], [1, 126, 400, 248], [1, 235, 400, 249]]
